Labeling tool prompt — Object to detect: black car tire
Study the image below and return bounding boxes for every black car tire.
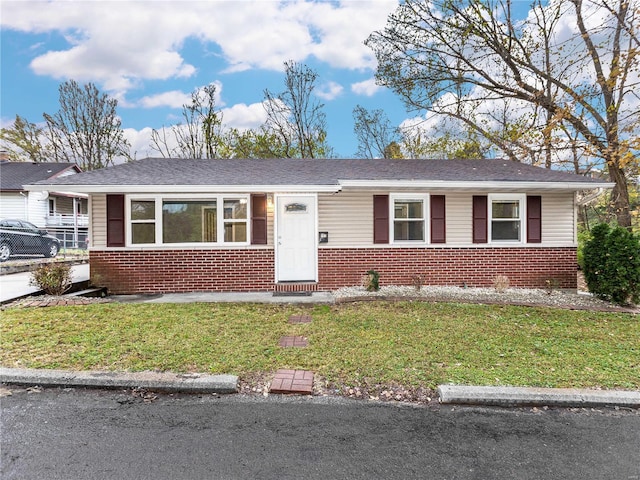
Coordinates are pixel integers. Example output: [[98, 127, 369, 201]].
[[0, 243, 11, 262], [45, 243, 59, 258]]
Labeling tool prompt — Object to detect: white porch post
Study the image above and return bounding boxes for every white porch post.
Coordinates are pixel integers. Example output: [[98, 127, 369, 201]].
[[73, 197, 79, 248]]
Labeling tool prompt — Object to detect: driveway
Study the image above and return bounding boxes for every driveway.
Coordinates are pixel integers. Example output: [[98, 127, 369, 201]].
[[0, 263, 90, 303]]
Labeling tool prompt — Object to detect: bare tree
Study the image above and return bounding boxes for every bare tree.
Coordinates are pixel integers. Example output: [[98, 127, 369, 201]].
[[43, 80, 130, 170], [262, 61, 332, 158], [352, 105, 401, 158], [150, 84, 223, 159], [366, 0, 640, 227]]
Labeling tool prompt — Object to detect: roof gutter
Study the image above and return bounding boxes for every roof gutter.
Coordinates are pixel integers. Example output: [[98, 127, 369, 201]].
[[338, 180, 615, 191], [24, 184, 343, 194], [576, 188, 606, 206]]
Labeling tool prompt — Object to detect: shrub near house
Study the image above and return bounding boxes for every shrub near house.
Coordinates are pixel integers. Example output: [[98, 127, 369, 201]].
[[583, 224, 640, 305]]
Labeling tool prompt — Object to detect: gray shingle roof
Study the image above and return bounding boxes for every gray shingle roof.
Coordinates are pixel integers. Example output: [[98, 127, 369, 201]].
[[1, 162, 79, 191], [29, 157, 608, 189]]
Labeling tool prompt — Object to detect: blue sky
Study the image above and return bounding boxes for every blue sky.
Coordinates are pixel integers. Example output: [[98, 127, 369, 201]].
[[0, 0, 415, 158]]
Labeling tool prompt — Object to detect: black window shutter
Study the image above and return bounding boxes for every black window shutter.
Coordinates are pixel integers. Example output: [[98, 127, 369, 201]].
[[251, 194, 268, 245], [106, 194, 125, 247], [373, 195, 389, 244], [430, 195, 446, 244], [527, 195, 542, 243], [472, 195, 488, 244]]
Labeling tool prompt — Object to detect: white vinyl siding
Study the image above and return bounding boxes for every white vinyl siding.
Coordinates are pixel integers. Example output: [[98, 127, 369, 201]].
[[318, 191, 372, 247], [266, 204, 275, 247], [318, 190, 576, 248], [25, 192, 49, 227], [91, 194, 107, 248], [88, 190, 577, 250], [442, 193, 470, 246], [541, 193, 575, 244], [0, 193, 28, 220]]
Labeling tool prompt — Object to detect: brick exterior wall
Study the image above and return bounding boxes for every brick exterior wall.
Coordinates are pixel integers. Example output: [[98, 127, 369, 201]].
[[90, 246, 577, 294], [90, 249, 275, 294], [318, 247, 577, 290]]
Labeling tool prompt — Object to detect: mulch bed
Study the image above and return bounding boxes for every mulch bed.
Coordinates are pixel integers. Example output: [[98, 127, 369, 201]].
[[335, 294, 639, 314]]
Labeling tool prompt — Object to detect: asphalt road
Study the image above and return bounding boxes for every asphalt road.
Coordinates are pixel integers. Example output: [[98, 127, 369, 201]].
[[1, 387, 639, 480]]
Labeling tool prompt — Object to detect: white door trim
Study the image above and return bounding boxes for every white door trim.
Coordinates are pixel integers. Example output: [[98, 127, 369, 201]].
[[274, 193, 318, 282]]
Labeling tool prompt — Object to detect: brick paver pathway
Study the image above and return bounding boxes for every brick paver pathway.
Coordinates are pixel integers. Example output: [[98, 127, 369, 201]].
[[269, 369, 314, 394], [278, 336, 308, 347], [288, 314, 312, 324], [269, 315, 314, 394]]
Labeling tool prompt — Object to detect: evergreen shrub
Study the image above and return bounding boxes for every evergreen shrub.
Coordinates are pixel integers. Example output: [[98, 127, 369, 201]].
[[583, 224, 640, 305]]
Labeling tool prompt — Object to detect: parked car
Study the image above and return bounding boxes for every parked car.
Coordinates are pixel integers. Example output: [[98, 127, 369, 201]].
[[0, 219, 61, 262]]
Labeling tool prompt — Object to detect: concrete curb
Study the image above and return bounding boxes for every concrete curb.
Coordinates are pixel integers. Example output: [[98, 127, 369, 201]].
[[3, 368, 638, 407], [438, 385, 640, 408], [0, 367, 238, 394]]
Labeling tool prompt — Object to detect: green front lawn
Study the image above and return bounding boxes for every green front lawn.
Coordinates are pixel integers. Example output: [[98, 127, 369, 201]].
[[1, 301, 638, 389]]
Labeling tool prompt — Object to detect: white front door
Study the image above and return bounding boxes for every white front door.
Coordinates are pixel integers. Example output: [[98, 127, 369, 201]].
[[276, 195, 317, 282]]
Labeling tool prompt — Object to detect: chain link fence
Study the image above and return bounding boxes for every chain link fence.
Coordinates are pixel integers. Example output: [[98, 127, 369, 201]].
[[46, 227, 89, 253]]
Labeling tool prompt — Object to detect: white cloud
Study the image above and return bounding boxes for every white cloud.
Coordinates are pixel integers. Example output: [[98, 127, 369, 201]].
[[138, 91, 192, 109], [221, 102, 268, 131], [133, 80, 225, 110], [316, 81, 343, 101], [0, 1, 399, 95], [351, 78, 381, 97], [306, 1, 396, 69], [123, 127, 156, 159]]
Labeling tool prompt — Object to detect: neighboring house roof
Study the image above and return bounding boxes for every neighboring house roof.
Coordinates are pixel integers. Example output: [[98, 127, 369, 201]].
[[1, 162, 81, 192], [26, 157, 612, 193]]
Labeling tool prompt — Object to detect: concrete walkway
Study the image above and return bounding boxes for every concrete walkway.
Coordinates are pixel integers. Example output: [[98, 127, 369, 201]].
[[0, 263, 334, 305], [0, 263, 90, 304], [110, 291, 335, 304]]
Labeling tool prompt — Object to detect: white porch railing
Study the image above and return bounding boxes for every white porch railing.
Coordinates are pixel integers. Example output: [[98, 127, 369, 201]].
[[45, 214, 89, 227]]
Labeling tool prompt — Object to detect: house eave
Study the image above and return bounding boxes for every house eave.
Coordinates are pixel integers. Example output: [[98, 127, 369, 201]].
[[24, 184, 343, 194], [338, 180, 615, 191], [25, 180, 614, 194]]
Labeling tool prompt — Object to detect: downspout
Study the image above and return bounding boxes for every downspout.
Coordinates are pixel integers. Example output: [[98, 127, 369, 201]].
[[576, 188, 604, 206], [19, 191, 27, 221], [576, 188, 604, 235]]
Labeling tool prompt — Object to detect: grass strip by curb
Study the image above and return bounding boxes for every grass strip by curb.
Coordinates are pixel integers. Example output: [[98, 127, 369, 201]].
[[1, 301, 638, 390]]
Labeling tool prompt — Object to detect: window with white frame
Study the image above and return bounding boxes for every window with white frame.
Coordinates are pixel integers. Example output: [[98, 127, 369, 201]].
[[128, 195, 249, 246], [489, 194, 525, 242], [222, 198, 248, 242], [391, 194, 428, 242], [130, 199, 156, 244]]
